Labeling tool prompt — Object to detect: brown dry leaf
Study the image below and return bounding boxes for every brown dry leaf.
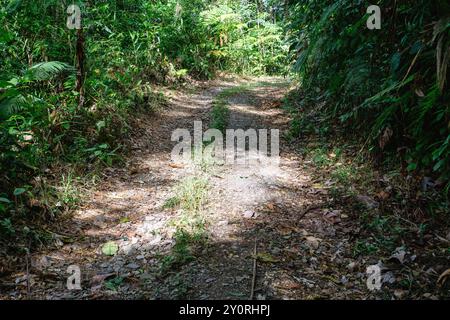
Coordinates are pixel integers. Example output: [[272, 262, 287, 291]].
[[274, 277, 301, 290], [169, 163, 184, 169], [377, 190, 390, 200], [304, 236, 322, 249], [277, 226, 293, 236], [379, 127, 393, 150], [323, 209, 341, 224], [91, 273, 115, 285], [28, 198, 42, 207], [437, 268, 450, 287], [276, 222, 301, 236]]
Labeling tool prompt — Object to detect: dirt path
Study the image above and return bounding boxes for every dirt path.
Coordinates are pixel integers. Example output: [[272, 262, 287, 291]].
[[1, 76, 388, 300]]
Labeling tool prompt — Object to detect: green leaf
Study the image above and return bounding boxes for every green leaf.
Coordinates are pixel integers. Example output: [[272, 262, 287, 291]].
[[433, 159, 445, 172], [102, 241, 119, 256], [104, 276, 124, 291], [0, 197, 11, 203], [0, 30, 13, 43], [24, 61, 74, 82], [96, 120, 106, 131], [407, 163, 417, 171], [13, 188, 26, 196], [390, 52, 401, 73]]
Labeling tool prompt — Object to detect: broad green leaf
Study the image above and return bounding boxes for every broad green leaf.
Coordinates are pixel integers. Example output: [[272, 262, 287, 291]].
[[13, 188, 26, 196], [0, 197, 11, 203], [102, 241, 119, 256]]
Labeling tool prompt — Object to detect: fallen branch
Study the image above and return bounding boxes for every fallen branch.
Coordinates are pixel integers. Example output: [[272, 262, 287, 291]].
[[250, 238, 257, 300], [25, 246, 31, 299], [298, 203, 323, 220]]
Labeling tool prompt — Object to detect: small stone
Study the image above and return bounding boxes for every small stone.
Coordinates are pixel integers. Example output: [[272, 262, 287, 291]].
[[126, 263, 140, 270], [347, 262, 357, 271], [122, 244, 133, 254], [382, 271, 396, 284], [243, 210, 256, 219], [205, 278, 216, 283]]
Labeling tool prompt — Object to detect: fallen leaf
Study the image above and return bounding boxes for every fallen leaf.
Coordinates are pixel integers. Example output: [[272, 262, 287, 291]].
[[389, 247, 406, 264], [305, 236, 321, 249], [102, 241, 119, 256], [274, 277, 301, 290], [379, 127, 393, 149], [255, 252, 279, 263], [91, 273, 115, 285], [394, 289, 407, 299], [355, 195, 379, 209], [323, 209, 341, 224], [276, 223, 300, 235], [437, 268, 450, 287], [376, 190, 390, 200]]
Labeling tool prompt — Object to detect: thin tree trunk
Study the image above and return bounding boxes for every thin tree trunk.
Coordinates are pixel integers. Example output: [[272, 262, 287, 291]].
[[75, 28, 85, 107]]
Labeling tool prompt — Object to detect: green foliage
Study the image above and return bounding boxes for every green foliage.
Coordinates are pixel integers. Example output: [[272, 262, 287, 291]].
[[200, 1, 289, 75], [211, 97, 230, 132], [0, 0, 286, 248], [104, 276, 124, 291], [175, 176, 209, 213], [287, 0, 450, 186], [161, 175, 209, 273]]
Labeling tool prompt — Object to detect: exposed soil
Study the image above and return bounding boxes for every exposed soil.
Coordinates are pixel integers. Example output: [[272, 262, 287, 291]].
[[0, 76, 448, 300]]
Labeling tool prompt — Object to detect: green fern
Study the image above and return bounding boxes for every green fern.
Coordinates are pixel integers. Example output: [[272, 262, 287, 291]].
[[23, 61, 74, 82], [0, 61, 74, 118]]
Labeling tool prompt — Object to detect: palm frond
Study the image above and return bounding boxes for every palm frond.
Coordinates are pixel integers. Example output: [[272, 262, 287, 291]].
[[23, 61, 74, 82], [0, 95, 26, 119]]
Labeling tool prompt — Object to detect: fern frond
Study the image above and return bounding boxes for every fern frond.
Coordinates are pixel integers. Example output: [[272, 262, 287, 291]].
[[24, 61, 74, 82]]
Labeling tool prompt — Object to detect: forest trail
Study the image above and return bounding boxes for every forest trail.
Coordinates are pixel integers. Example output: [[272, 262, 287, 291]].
[[2, 1, 448, 303], [2, 76, 377, 299]]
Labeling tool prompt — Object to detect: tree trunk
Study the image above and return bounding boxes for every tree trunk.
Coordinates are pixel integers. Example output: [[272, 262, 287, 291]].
[[75, 28, 85, 107]]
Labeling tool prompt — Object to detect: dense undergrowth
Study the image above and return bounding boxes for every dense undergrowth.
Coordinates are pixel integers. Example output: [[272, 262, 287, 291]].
[[285, 0, 450, 194]]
